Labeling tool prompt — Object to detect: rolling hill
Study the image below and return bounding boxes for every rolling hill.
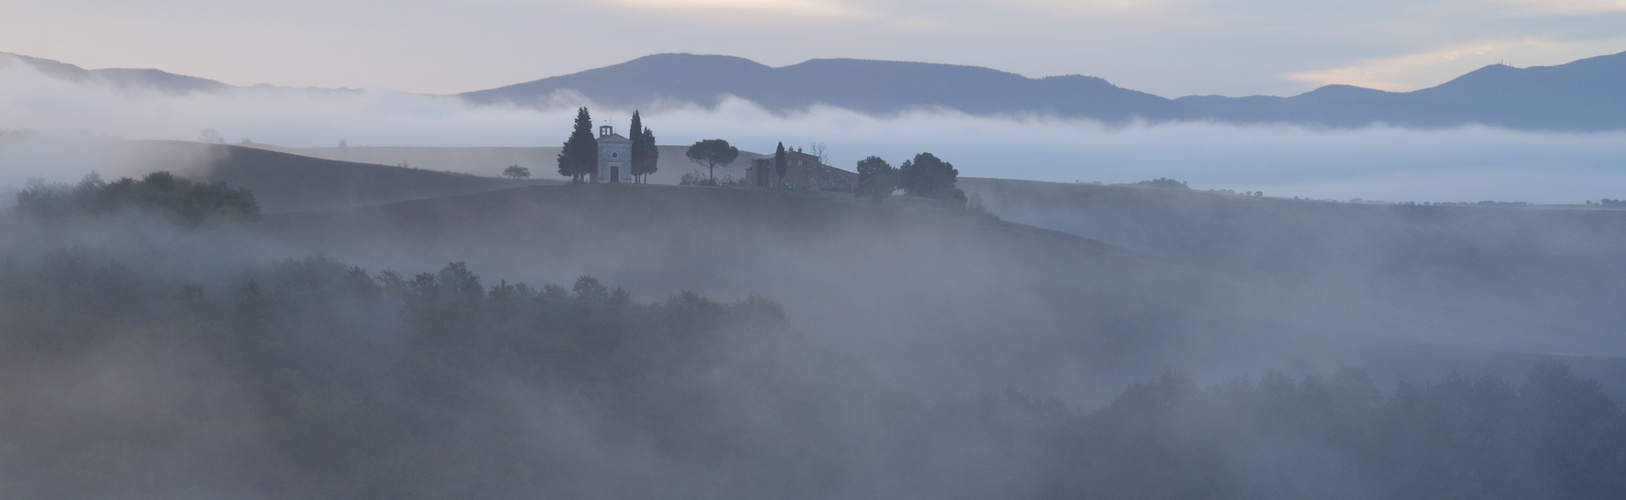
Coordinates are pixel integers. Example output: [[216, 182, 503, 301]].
[[10, 136, 1626, 401], [12, 167, 1625, 498], [120, 141, 557, 213], [246, 144, 763, 186], [260, 183, 1195, 400], [961, 178, 1626, 359], [253, 178, 1626, 403]]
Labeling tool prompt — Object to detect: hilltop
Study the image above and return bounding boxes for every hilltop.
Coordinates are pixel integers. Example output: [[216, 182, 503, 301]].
[[118, 141, 556, 213], [246, 144, 761, 186]]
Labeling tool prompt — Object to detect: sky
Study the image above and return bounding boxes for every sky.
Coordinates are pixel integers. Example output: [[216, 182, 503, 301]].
[[2, 0, 1626, 97]]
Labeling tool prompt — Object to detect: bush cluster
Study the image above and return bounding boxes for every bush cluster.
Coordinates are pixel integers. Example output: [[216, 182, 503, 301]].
[[15, 171, 257, 224]]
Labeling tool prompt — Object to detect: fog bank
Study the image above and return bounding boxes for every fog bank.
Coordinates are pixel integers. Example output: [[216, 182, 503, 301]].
[[5, 63, 1626, 203]]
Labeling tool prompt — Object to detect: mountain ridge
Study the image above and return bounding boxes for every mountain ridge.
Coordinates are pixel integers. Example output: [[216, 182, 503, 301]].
[[5, 49, 1624, 130]]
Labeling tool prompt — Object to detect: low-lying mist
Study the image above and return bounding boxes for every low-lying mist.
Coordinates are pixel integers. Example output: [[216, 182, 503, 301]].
[[2, 202, 1623, 499], [5, 63, 1626, 203]]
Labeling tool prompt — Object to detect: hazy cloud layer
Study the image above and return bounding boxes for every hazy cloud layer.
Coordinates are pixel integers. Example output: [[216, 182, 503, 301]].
[[4, 64, 1625, 204]]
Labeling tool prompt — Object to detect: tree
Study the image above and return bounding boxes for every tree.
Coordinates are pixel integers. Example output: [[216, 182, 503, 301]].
[[629, 111, 658, 184], [628, 112, 643, 183], [898, 152, 959, 198], [854, 156, 898, 203], [685, 139, 739, 185], [809, 142, 828, 165], [773, 142, 788, 184], [503, 165, 531, 179], [557, 107, 598, 183], [636, 127, 657, 183], [198, 129, 224, 144]]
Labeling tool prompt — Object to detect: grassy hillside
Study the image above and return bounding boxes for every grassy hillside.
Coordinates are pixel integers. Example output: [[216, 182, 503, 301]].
[[247, 144, 762, 186], [962, 177, 1626, 359], [261, 184, 1185, 399], [125, 141, 558, 213]]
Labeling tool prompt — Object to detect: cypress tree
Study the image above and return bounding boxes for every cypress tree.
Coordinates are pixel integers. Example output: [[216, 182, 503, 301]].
[[773, 142, 788, 187], [557, 107, 597, 183], [628, 111, 644, 183], [636, 126, 658, 184], [629, 111, 658, 184]]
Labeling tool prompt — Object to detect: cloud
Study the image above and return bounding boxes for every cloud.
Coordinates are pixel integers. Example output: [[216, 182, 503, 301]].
[[1009, 0, 1171, 13], [5, 61, 1626, 204], [600, 0, 875, 19], [1488, 0, 1626, 14], [1285, 39, 1561, 91]]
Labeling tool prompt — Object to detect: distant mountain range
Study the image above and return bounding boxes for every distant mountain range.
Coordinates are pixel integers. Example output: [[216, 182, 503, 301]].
[[6, 50, 1625, 131], [462, 54, 1186, 123], [0, 52, 230, 94], [0, 52, 358, 96]]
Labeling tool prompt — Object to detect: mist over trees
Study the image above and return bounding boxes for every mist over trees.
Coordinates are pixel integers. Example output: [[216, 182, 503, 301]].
[[5, 140, 1626, 498], [15, 171, 257, 224], [0, 244, 1620, 499]]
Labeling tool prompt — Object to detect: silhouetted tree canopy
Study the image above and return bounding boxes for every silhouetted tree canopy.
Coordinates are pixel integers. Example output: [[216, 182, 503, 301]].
[[1127, 177, 1190, 190], [685, 139, 739, 184], [14, 171, 257, 224], [629, 111, 658, 184], [898, 152, 958, 198], [855, 156, 898, 203], [502, 165, 530, 179], [773, 142, 788, 182], [557, 107, 597, 182]]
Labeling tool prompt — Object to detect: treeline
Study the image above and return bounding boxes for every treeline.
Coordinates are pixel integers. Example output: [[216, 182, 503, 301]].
[[1029, 367, 1626, 499], [14, 171, 257, 224], [0, 251, 1622, 499], [0, 252, 886, 498], [855, 152, 962, 204]]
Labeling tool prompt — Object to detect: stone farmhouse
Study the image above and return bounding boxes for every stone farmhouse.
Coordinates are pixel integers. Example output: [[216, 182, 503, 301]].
[[594, 125, 633, 183], [745, 147, 858, 191]]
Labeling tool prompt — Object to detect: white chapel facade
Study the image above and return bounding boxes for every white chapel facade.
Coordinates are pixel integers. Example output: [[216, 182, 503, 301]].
[[595, 125, 633, 183]]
